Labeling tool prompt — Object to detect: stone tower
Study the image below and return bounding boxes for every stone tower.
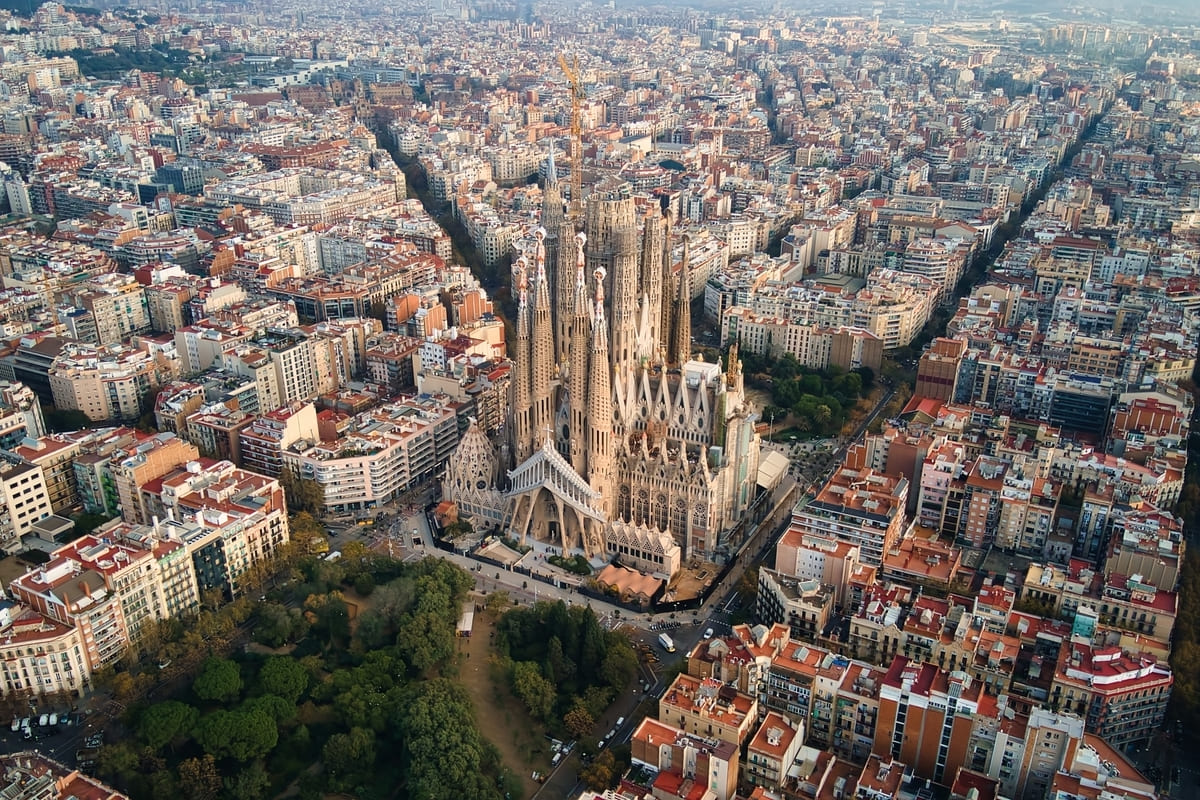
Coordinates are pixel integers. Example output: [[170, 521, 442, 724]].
[[530, 230, 555, 448], [636, 208, 665, 362], [545, 147, 575, 370], [584, 182, 639, 376], [660, 211, 675, 364], [568, 232, 590, 476], [510, 258, 533, 464], [587, 267, 613, 515], [671, 235, 692, 366]]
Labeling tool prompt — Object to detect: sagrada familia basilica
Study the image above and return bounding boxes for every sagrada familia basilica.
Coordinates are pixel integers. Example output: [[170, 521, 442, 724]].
[[443, 155, 763, 575]]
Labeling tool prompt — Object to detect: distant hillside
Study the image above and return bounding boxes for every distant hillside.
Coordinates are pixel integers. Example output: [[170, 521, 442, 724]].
[[0, 0, 38, 15]]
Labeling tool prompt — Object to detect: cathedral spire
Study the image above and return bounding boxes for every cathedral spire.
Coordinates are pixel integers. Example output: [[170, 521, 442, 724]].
[[511, 257, 533, 464], [638, 208, 664, 362], [531, 229, 555, 450], [588, 266, 613, 515], [659, 211, 675, 366], [671, 234, 692, 366], [568, 232, 590, 476], [546, 143, 558, 186]]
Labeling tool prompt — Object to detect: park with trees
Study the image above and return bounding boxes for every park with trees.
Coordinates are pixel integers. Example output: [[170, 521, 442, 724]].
[[93, 549, 523, 800], [740, 351, 877, 439]]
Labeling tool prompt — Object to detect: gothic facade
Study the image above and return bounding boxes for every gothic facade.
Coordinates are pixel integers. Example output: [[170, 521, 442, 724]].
[[443, 162, 761, 574]]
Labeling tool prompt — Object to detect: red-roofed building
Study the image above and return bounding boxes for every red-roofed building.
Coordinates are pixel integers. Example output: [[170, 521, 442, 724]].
[[746, 712, 805, 792], [0, 751, 128, 799], [876, 655, 983, 784], [659, 673, 759, 748], [1048, 734, 1158, 800], [793, 465, 909, 567], [629, 717, 739, 800], [1050, 642, 1171, 750], [148, 459, 289, 599]]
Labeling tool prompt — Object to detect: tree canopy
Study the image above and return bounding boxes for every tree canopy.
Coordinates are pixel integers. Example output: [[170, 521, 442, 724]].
[[94, 555, 521, 800], [495, 600, 640, 739]]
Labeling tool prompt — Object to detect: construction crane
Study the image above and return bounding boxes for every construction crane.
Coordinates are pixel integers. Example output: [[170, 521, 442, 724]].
[[557, 52, 584, 218]]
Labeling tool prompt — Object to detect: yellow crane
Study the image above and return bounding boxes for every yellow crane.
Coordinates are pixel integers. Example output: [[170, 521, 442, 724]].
[[557, 52, 584, 217]]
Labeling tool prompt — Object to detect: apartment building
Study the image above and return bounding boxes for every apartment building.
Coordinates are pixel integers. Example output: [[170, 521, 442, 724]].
[[142, 278, 196, 334], [874, 656, 983, 784], [848, 583, 911, 667], [0, 461, 51, 548], [183, 404, 256, 466], [364, 332, 421, 394], [0, 380, 46, 448], [64, 273, 151, 347], [238, 402, 321, 478], [630, 717, 740, 800], [108, 432, 200, 525], [9, 545, 135, 670], [5, 430, 91, 513], [658, 673, 759, 748], [1104, 509, 1184, 591], [152, 460, 289, 599], [153, 382, 207, 434], [686, 624, 789, 699], [281, 394, 459, 513], [757, 568, 835, 642], [1049, 641, 1172, 749], [745, 711, 806, 793], [1047, 735, 1158, 800], [175, 318, 255, 375], [48, 341, 176, 422], [774, 529, 861, 607], [792, 466, 908, 566], [0, 600, 90, 699], [220, 329, 329, 411]]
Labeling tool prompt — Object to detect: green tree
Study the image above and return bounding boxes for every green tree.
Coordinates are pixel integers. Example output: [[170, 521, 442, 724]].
[[194, 710, 277, 761], [224, 760, 271, 800], [599, 642, 638, 690], [402, 679, 502, 800], [279, 467, 326, 516], [483, 590, 512, 618], [193, 657, 243, 703], [253, 602, 309, 647], [242, 694, 296, 724], [138, 700, 198, 752], [288, 511, 329, 555], [94, 741, 139, 783], [323, 726, 377, 791], [258, 656, 309, 703], [511, 660, 555, 720], [304, 591, 350, 647]]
